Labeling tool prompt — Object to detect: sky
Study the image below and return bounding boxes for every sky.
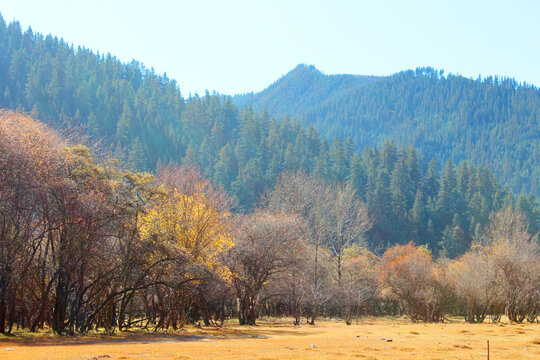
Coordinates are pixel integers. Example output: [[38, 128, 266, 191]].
[[1, 0, 539, 96]]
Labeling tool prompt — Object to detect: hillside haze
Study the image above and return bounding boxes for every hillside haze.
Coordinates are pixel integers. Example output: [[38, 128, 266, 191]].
[[234, 64, 380, 119], [234, 64, 540, 196], [1, 14, 539, 254]]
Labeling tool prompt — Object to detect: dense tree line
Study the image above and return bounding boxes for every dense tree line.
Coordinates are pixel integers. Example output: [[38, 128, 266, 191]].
[[0, 110, 240, 334], [0, 16, 537, 250], [0, 14, 184, 172], [1, 111, 538, 335], [235, 64, 540, 197], [0, 15, 539, 333]]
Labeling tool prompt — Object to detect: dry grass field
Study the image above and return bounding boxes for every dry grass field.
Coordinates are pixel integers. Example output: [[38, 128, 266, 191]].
[[1, 318, 539, 360]]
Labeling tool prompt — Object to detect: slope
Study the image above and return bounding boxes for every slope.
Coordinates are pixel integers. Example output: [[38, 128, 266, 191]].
[[233, 65, 540, 197]]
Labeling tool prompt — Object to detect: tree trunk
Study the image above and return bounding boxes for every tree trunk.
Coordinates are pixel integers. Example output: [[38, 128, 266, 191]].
[[309, 304, 318, 325], [0, 279, 6, 334], [237, 297, 246, 325], [53, 266, 68, 335], [220, 296, 225, 326], [237, 295, 257, 325]]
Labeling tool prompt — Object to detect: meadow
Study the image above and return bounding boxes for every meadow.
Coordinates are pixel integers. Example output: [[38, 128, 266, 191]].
[[1, 318, 539, 360]]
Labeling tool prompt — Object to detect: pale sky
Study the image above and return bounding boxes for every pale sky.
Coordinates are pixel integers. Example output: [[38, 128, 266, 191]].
[[1, 0, 539, 96]]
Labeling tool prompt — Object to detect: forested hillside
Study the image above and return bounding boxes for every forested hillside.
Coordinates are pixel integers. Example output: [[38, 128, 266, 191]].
[[0, 16, 184, 171], [1, 14, 540, 335], [0, 15, 538, 254], [1, 110, 539, 335], [234, 64, 540, 197]]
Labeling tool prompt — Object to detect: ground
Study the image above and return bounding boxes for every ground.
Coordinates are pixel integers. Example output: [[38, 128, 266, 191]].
[[1, 317, 540, 359]]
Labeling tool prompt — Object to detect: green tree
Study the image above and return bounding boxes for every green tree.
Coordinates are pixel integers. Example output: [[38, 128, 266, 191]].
[[128, 137, 148, 171], [439, 214, 468, 258], [410, 190, 427, 244], [213, 144, 237, 190]]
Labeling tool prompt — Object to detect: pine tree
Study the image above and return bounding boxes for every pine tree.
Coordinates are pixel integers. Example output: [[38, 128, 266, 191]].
[[347, 153, 366, 199], [330, 137, 348, 181], [423, 159, 440, 200], [213, 144, 237, 190], [87, 112, 99, 136], [344, 137, 354, 166], [404, 146, 420, 207], [367, 167, 392, 247], [390, 162, 407, 211], [128, 137, 148, 171], [439, 214, 467, 258], [517, 194, 540, 235], [390, 159, 410, 243], [306, 124, 320, 159], [381, 140, 398, 174], [437, 159, 457, 228], [116, 101, 133, 146], [314, 139, 330, 180], [284, 143, 297, 170], [410, 190, 427, 244], [182, 143, 198, 166]]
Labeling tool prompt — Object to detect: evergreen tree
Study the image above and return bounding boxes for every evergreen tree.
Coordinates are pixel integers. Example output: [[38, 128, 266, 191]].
[[314, 139, 330, 180], [116, 104, 132, 145], [213, 144, 237, 190], [128, 137, 148, 171], [410, 189, 427, 244], [367, 167, 392, 248], [347, 153, 366, 199], [390, 159, 409, 242], [517, 194, 540, 235], [439, 214, 468, 258], [423, 159, 440, 200], [330, 137, 348, 181], [404, 146, 420, 207], [182, 143, 198, 166], [381, 140, 398, 174], [437, 159, 457, 228]]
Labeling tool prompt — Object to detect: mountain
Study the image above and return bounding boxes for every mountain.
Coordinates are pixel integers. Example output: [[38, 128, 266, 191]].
[[234, 64, 379, 119], [0, 14, 538, 252], [233, 65, 540, 197]]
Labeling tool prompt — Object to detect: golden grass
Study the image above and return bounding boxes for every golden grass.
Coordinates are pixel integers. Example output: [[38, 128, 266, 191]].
[[1, 317, 540, 359]]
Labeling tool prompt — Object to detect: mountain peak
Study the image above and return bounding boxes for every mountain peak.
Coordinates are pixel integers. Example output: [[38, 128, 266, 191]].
[[290, 63, 321, 74], [276, 64, 324, 85]]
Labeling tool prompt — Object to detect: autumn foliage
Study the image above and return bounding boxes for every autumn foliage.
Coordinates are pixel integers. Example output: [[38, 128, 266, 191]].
[[0, 111, 235, 333], [140, 189, 233, 277], [0, 111, 539, 336], [378, 243, 447, 322]]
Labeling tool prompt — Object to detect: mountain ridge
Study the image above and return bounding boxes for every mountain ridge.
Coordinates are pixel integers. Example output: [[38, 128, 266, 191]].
[[233, 64, 380, 118], [233, 64, 540, 196]]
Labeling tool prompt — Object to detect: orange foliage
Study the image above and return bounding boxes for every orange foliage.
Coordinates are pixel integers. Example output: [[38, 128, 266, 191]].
[[0, 109, 69, 183], [378, 243, 445, 322], [378, 242, 432, 284]]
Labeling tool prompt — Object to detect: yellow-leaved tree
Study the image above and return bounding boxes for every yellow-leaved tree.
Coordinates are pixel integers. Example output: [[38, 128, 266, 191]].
[[140, 187, 233, 278]]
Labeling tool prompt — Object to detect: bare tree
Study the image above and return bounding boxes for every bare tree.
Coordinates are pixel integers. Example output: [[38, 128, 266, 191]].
[[225, 211, 305, 325], [267, 170, 332, 324], [339, 247, 379, 324], [267, 172, 373, 323], [448, 249, 498, 323], [379, 243, 447, 322], [324, 183, 372, 286], [483, 208, 540, 322]]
